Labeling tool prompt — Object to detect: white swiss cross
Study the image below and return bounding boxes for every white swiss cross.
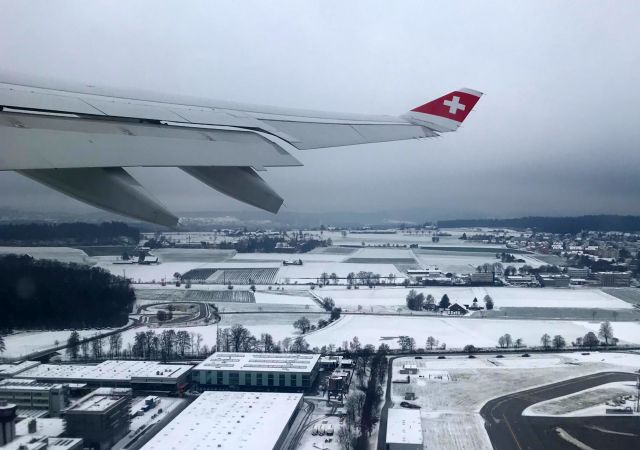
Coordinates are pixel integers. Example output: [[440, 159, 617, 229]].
[[443, 96, 466, 115]]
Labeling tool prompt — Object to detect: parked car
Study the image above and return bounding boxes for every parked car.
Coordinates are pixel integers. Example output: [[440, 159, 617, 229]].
[[400, 402, 421, 409]]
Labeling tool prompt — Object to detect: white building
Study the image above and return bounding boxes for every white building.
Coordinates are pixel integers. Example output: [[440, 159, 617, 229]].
[[0, 379, 68, 416], [192, 352, 320, 390], [15, 360, 192, 392], [140, 391, 303, 450], [386, 408, 423, 450]]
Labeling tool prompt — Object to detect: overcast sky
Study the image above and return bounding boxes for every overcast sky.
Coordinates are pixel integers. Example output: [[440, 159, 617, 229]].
[[1, 1, 639, 220]]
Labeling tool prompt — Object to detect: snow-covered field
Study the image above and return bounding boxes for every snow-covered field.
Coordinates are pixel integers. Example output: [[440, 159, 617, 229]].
[[1, 328, 118, 358], [309, 228, 512, 249], [317, 287, 634, 310], [304, 315, 640, 350], [0, 246, 91, 265], [253, 291, 316, 306], [414, 250, 546, 273], [523, 381, 639, 417], [117, 312, 324, 350], [97, 261, 281, 283], [277, 263, 404, 283], [231, 252, 348, 263], [348, 247, 417, 259]]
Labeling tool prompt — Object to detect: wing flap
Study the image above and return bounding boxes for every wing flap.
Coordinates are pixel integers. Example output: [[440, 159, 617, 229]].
[[181, 166, 284, 213], [0, 112, 301, 170], [18, 167, 179, 227]]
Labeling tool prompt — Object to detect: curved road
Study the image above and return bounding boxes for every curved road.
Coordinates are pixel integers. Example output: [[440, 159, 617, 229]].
[[480, 371, 637, 450]]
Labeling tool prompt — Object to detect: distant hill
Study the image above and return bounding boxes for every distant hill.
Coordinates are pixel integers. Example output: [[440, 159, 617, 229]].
[[438, 215, 640, 234]]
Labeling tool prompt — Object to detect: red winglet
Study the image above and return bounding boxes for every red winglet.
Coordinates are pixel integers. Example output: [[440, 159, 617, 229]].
[[412, 88, 482, 123]]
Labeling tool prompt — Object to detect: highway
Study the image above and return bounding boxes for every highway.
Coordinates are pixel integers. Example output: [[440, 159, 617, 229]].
[[480, 371, 638, 450]]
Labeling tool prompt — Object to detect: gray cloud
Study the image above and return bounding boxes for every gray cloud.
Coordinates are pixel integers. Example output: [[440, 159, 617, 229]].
[[1, 1, 639, 220]]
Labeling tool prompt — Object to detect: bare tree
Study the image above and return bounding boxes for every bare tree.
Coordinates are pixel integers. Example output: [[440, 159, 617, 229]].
[[540, 333, 551, 349], [598, 321, 614, 346], [109, 334, 122, 357], [552, 335, 566, 349]]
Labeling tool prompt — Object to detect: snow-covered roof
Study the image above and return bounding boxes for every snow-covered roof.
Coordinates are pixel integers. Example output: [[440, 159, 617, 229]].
[[0, 378, 65, 391], [2, 435, 82, 450], [16, 360, 192, 383], [194, 352, 320, 373], [16, 417, 65, 437], [0, 361, 41, 378], [140, 391, 303, 450], [387, 408, 423, 445], [65, 388, 130, 413]]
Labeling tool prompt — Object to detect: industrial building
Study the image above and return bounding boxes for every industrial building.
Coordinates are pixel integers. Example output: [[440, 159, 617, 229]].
[[386, 408, 423, 450], [63, 388, 131, 450], [2, 417, 81, 450], [567, 267, 590, 279], [0, 379, 68, 416], [1, 435, 83, 450], [1, 401, 17, 446], [537, 274, 570, 287], [192, 352, 320, 390], [0, 361, 41, 381], [15, 360, 192, 393], [140, 391, 303, 450], [469, 272, 495, 284], [594, 271, 632, 287]]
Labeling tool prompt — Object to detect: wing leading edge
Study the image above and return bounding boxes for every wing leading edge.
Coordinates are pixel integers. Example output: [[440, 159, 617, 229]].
[[0, 77, 482, 226]]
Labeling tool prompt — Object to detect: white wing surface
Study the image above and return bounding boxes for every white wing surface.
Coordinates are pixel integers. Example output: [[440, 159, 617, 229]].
[[0, 75, 482, 226]]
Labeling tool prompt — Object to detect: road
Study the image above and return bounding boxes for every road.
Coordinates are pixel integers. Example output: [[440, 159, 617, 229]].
[[376, 355, 399, 450], [480, 371, 638, 450]]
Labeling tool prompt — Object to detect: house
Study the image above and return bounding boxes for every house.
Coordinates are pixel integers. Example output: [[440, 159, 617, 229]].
[[448, 303, 468, 315]]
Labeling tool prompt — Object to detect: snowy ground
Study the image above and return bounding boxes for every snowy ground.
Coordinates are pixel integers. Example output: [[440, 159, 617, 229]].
[[0, 246, 92, 265], [523, 381, 639, 417], [231, 252, 348, 263], [389, 353, 640, 450], [304, 315, 640, 350], [316, 286, 634, 312], [117, 311, 327, 351], [307, 228, 513, 249], [277, 263, 405, 284], [1, 328, 118, 358], [414, 250, 547, 273]]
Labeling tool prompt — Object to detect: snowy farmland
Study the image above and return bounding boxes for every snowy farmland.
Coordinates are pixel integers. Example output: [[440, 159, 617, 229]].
[[1, 328, 118, 358], [117, 312, 324, 350], [304, 315, 640, 350], [277, 262, 405, 284], [0, 246, 92, 265], [317, 287, 634, 311]]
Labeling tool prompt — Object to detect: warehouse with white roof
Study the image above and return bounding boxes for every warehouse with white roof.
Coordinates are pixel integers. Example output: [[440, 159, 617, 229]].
[[386, 408, 423, 450], [192, 352, 320, 390], [140, 391, 303, 450], [14, 360, 192, 392]]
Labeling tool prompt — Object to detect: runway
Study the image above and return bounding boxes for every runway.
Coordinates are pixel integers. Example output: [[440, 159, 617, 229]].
[[480, 371, 639, 450]]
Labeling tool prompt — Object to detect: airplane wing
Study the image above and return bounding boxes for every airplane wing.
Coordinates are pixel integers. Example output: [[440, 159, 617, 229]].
[[0, 76, 482, 226]]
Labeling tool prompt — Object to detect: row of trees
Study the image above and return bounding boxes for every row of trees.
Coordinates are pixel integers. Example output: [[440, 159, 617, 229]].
[[398, 335, 446, 352], [0, 255, 135, 332], [66, 331, 125, 360], [217, 324, 310, 354], [406, 290, 494, 311], [293, 297, 343, 334], [338, 344, 389, 449]]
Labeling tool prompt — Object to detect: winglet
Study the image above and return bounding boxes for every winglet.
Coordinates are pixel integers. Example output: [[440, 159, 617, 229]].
[[404, 88, 483, 132]]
